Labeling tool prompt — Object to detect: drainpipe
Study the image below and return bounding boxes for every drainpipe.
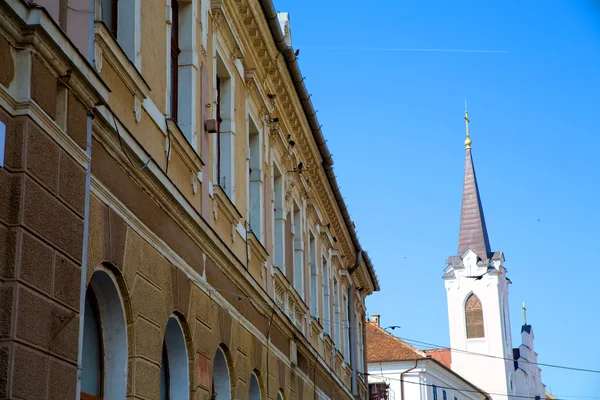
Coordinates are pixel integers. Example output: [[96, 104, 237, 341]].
[[348, 250, 362, 397], [400, 360, 418, 400], [76, 1, 95, 397]]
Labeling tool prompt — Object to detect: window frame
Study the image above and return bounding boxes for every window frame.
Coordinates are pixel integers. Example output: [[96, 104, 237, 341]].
[[169, 0, 181, 121]]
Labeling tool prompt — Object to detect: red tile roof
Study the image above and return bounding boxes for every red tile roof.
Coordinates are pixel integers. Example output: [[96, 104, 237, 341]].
[[424, 348, 452, 369], [366, 321, 425, 363]]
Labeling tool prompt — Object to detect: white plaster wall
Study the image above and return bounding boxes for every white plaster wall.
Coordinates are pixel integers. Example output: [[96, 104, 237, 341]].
[[367, 360, 485, 400], [444, 250, 513, 400]]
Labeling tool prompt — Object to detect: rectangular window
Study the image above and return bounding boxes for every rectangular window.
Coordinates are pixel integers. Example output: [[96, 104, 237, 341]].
[[273, 164, 285, 272], [170, 0, 180, 121], [215, 54, 234, 199], [309, 233, 318, 317], [0, 122, 5, 167], [432, 385, 437, 400], [322, 255, 330, 335], [333, 276, 340, 348], [292, 202, 304, 299], [369, 383, 387, 400], [100, 0, 118, 38], [248, 117, 263, 242], [442, 390, 447, 400], [343, 291, 350, 359]]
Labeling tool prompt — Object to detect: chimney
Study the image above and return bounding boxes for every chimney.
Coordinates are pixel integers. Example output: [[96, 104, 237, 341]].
[[372, 314, 380, 327]]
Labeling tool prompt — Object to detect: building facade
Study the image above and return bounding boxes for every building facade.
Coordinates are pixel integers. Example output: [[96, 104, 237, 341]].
[[366, 318, 488, 400], [442, 112, 545, 400], [0, 0, 378, 399]]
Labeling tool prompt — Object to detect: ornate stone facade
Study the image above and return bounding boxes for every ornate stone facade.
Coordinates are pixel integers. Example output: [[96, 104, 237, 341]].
[[0, 1, 378, 399]]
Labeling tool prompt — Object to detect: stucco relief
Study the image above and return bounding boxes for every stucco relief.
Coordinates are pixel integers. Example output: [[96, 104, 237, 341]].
[[94, 41, 102, 72], [133, 95, 142, 122]]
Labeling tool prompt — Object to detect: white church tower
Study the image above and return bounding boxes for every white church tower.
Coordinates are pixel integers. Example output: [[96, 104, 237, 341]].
[[443, 110, 516, 399]]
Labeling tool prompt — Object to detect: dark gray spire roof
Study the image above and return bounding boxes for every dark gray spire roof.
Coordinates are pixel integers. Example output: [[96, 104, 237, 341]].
[[458, 148, 492, 260]]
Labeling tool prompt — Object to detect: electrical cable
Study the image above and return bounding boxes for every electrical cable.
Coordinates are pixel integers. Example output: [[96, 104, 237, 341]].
[[187, 282, 600, 375], [396, 336, 600, 375], [165, 116, 172, 174], [366, 373, 600, 400], [112, 113, 152, 171]]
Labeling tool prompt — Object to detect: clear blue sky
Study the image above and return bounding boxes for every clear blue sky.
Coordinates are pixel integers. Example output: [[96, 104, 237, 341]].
[[274, 0, 600, 396]]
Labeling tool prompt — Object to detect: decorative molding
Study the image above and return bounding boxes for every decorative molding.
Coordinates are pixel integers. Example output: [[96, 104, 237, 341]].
[[0, 88, 89, 168], [248, 231, 268, 266], [134, 95, 142, 123], [94, 22, 151, 99], [166, 118, 205, 174], [94, 40, 103, 72], [214, 185, 242, 226]]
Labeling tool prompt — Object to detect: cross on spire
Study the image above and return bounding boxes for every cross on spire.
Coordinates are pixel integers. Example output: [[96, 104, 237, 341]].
[[457, 107, 491, 260], [522, 302, 527, 325], [464, 100, 471, 149]]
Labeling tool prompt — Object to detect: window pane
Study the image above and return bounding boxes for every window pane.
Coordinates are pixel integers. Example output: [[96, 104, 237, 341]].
[[82, 293, 102, 396], [101, 0, 113, 33]]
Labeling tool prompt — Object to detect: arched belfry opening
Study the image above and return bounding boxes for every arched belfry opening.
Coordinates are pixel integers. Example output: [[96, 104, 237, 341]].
[[465, 293, 485, 339]]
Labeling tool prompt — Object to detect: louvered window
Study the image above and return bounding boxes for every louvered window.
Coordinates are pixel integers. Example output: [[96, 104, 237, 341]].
[[465, 294, 485, 338]]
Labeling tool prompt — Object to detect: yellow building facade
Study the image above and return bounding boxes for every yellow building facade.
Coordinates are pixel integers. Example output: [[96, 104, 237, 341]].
[[0, 0, 378, 399]]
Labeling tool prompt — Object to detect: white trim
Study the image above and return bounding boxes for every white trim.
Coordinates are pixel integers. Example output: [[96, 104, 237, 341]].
[[142, 96, 167, 133]]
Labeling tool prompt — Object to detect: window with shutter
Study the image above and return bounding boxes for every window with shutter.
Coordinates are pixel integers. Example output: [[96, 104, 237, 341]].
[[465, 294, 485, 338]]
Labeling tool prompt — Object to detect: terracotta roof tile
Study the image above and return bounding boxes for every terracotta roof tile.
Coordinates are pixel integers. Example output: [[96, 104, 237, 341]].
[[424, 348, 452, 369], [366, 322, 425, 363]]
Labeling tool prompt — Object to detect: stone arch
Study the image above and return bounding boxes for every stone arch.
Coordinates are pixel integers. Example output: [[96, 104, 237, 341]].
[[160, 315, 191, 399], [465, 293, 485, 339], [213, 345, 232, 400], [81, 269, 128, 399]]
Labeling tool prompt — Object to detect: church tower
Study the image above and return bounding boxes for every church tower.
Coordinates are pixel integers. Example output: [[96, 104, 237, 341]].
[[443, 110, 515, 399]]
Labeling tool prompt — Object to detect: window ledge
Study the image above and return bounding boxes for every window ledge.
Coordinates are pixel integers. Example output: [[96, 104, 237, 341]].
[[94, 22, 151, 100], [214, 185, 242, 226], [248, 231, 268, 265], [166, 119, 205, 174]]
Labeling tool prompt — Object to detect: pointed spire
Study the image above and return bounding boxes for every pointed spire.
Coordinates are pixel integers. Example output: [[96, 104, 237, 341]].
[[458, 110, 491, 260]]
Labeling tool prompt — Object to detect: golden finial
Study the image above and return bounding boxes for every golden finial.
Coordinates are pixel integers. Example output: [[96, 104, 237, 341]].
[[464, 100, 471, 149]]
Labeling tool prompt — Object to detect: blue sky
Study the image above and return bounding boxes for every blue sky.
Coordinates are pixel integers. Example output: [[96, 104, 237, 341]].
[[274, 0, 600, 396]]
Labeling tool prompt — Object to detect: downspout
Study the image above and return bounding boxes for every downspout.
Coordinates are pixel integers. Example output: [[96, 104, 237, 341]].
[[348, 250, 362, 397], [400, 360, 418, 400], [76, 2, 95, 397]]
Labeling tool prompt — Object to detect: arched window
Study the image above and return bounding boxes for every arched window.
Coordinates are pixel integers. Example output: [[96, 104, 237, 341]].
[[212, 347, 231, 400], [465, 294, 485, 339], [277, 390, 284, 400], [249, 372, 261, 400], [81, 270, 127, 399], [160, 317, 190, 399]]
